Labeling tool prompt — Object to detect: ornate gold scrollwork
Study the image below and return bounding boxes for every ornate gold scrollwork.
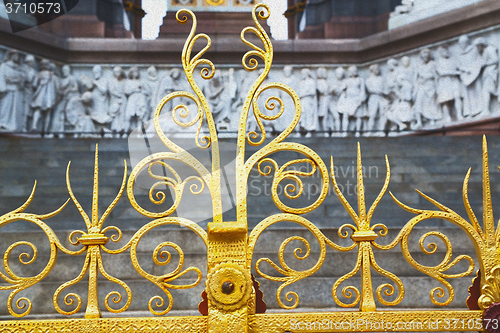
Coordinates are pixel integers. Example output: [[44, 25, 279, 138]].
[[53, 144, 208, 318], [0, 184, 69, 317], [127, 7, 223, 222], [1, 3, 500, 333], [107, 216, 207, 316], [391, 136, 497, 310], [329, 143, 404, 311], [53, 144, 131, 318], [235, 4, 329, 225]]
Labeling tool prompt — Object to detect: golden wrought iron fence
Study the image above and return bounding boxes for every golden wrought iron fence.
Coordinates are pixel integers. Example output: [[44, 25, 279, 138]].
[[0, 3, 498, 333]]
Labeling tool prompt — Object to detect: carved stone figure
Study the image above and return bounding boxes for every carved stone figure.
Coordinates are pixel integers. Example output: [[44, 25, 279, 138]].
[[158, 67, 181, 115], [326, 67, 344, 134], [206, 71, 232, 126], [215, 68, 238, 131], [276, 65, 297, 133], [125, 66, 148, 132], [80, 75, 94, 93], [0, 50, 25, 132], [458, 35, 482, 118], [474, 37, 498, 116], [91, 65, 109, 121], [385, 58, 399, 104], [52, 65, 80, 136], [22, 54, 36, 131], [316, 67, 330, 136], [232, 68, 259, 133], [337, 65, 366, 135], [68, 91, 97, 138], [413, 48, 440, 126], [30, 59, 59, 134], [109, 66, 127, 134], [365, 64, 388, 133], [297, 68, 317, 136], [387, 56, 414, 130], [143, 66, 160, 123], [436, 45, 462, 122]]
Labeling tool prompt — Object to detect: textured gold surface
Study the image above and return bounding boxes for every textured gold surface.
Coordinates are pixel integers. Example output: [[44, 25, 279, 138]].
[[390, 136, 500, 310], [0, 3, 498, 332], [250, 310, 484, 332], [0, 316, 208, 332]]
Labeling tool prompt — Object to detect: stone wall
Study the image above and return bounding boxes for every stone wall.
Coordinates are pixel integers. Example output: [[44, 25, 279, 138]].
[[2, 21, 500, 138]]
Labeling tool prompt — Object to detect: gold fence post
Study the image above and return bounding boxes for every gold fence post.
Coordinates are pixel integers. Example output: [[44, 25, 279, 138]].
[[206, 221, 251, 333]]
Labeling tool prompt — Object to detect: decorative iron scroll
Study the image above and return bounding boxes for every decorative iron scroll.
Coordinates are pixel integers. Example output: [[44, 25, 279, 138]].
[[0, 3, 499, 333]]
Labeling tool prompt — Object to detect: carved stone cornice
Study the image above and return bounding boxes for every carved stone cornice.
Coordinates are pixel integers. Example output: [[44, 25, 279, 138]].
[[0, 0, 499, 65]]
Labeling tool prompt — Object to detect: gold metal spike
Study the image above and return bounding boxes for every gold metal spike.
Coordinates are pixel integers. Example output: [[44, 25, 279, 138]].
[[329, 143, 403, 311]]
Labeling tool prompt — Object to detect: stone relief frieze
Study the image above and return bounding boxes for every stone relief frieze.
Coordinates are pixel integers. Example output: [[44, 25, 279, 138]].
[[1, 27, 500, 137]]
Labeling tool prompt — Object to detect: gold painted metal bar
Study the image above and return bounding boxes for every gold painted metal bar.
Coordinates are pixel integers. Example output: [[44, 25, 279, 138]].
[[250, 310, 484, 332], [0, 316, 208, 332], [85, 247, 101, 319]]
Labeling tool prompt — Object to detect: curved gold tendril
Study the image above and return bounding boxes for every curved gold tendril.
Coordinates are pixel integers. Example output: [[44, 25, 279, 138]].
[[69, 230, 86, 246], [128, 154, 211, 219], [249, 214, 357, 309], [369, 250, 404, 306], [66, 161, 91, 229], [7, 292, 32, 317], [127, 217, 206, 315], [332, 251, 362, 308], [148, 295, 173, 316], [98, 160, 127, 228], [53, 252, 89, 315], [101, 226, 123, 243], [97, 254, 132, 313]]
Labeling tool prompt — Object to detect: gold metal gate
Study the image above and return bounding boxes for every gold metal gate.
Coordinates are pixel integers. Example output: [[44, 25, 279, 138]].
[[0, 4, 498, 332]]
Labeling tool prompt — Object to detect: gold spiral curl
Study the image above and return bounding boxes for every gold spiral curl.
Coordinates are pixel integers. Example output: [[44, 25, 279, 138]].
[[256, 157, 324, 214], [0, 190, 73, 318], [69, 230, 86, 246], [278, 236, 311, 270], [4, 241, 37, 267], [129, 158, 206, 218], [155, 92, 210, 151], [370, 250, 404, 306], [7, 294, 32, 317], [332, 252, 362, 308], [148, 295, 172, 316], [249, 214, 356, 310], [342, 286, 361, 306], [63, 293, 81, 307], [97, 255, 132, 313], [338, 224, 357, 239], [279, 290, 299, 310], [53, 252, 89, 315], [153, 242, 181, 266], [246, 84, 297, 147], [241, 4, 271, 73], [127, 217, 206, 315], [430, 286, 449, 306], [101, 226, 122, 243], [391, 213, 476, 306]]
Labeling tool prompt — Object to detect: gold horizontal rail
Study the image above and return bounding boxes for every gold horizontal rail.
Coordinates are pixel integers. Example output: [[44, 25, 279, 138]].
[[0, 316, 207, 333], [250, 310, 484, 332], [0, 310, 484, 333]]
